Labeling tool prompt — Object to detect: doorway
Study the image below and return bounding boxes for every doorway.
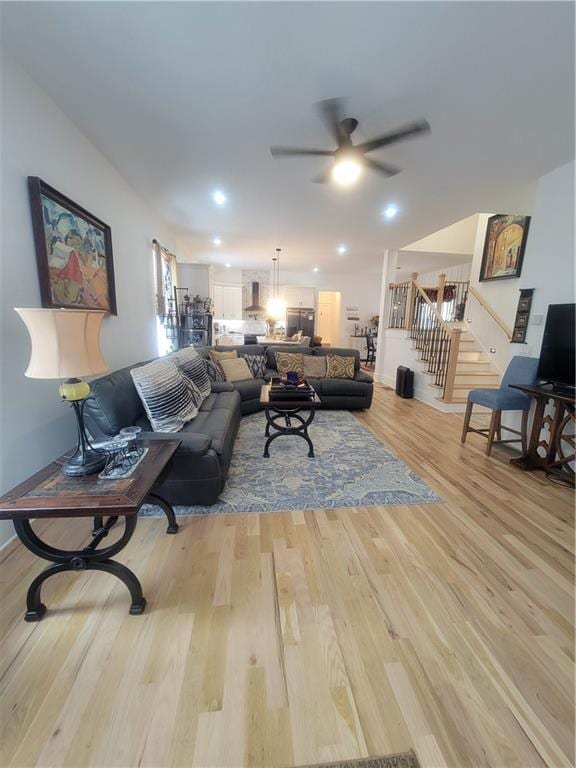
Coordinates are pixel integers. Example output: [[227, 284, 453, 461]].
[[316, 291, 341, 346]]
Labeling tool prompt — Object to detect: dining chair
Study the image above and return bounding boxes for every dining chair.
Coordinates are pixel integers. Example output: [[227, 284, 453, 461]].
[[365, 335, 377, 367], [461, 355, 539, 456]]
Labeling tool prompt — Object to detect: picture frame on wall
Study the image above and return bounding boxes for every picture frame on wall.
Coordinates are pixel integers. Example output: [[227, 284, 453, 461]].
[[28, 177, 117, 314], [479, 213, 531, 282]]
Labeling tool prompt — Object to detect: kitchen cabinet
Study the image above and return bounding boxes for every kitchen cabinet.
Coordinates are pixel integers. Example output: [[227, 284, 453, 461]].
[[213, 284, 243, 320], [280, 285, 315, 308]]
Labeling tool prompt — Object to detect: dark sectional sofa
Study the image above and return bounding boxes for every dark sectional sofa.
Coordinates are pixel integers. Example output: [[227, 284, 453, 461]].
[[84, 344, 373, 507]]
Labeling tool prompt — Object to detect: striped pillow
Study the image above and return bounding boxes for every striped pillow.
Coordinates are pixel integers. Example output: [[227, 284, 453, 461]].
[[171, 347, 211, 400], [131, 359, 201, 433]]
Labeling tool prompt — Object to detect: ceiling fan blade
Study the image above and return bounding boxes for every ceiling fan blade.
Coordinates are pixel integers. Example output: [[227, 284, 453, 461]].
[[363, 157, 402, 177], [357, 119, 431, 154], [270, 146, 335, 158], [316, 97, 347, 145], [312, 165, 334, 184]]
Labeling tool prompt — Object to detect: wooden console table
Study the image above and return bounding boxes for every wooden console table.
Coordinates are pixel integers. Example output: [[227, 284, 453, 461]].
[[0, 439, 180, 621], [509, 384, 575, 486]]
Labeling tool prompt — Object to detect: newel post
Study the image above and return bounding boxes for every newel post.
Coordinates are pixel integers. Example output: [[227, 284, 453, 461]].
[[444, 327, 463, 401], [405, 272, 418, 330], [437, 273, 446, 319]]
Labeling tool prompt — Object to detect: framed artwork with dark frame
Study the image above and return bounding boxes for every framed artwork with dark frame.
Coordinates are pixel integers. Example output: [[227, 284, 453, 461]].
[[28, 177, 117, 314], [479, 214, 531, 282]]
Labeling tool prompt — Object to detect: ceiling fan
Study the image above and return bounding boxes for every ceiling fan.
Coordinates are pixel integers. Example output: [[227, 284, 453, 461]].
[[270, 98, 430, 185]]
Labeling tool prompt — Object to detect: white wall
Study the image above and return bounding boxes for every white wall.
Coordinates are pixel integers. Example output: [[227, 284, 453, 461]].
[[466, 162, 574, 362], [519, 161, 575, 355], [0, 58, 179, 547], [403, 214, 479, 254]]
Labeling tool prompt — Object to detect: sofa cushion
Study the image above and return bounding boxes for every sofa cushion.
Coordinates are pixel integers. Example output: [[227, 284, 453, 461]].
[[180, 406, 239, 455], [220, 357, 253, 382], [320, 377, 373, 397], [326, 354, 355, 379], [241, 353, 267, 379], [265, 344, 312, 369], [85, 363, 148, 439], [233, 377, 265, 402], [275, 351, 304, 375], [201, 391, 241, 412], [303, 355, 327, 379], [171, 346, 211, 399], [131, 359, 201, 433], [216, 344, 267, 357], [313, 346, 361, 371]]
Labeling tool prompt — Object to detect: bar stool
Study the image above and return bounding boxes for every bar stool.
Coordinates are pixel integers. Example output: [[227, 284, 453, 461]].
[[461, 356, 539, 456]]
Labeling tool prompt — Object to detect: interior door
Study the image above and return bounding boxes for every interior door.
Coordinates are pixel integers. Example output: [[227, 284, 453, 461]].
[[316, 291, 341, 346]]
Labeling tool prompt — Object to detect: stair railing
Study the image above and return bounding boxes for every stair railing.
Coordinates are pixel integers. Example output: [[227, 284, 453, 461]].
[[408, 281, 463, 400]]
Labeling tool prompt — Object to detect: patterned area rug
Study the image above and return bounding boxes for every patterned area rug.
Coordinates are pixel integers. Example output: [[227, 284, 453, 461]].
[[297, 752, 421, 768], [141, 410, 441, 517]]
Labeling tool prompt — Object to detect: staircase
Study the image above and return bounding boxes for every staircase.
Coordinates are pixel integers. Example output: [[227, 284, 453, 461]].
[[436, 332, 499, 403], [389, 274, 502, 407]]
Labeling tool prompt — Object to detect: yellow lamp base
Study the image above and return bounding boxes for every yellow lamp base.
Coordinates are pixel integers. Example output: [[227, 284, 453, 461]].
[[59, 378, 90, 402]]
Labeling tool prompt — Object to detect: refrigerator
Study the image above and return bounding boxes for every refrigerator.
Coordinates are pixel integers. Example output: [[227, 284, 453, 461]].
[[286, 307, 315, 338]]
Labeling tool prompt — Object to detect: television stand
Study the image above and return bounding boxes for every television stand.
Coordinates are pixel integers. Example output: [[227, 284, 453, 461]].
[[509, 384, 575, 487]]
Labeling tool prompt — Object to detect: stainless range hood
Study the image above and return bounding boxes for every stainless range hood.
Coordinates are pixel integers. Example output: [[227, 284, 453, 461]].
[[244, 282, 266, 313]]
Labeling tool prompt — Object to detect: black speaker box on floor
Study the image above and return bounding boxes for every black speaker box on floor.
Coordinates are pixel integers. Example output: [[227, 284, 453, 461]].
[[395, 366, 414, 398]]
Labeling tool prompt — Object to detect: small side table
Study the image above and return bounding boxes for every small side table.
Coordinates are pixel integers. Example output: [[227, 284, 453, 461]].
[[0, 439, 180, 621], [509, 384, 575, 486], [260, 383, 321, 458]]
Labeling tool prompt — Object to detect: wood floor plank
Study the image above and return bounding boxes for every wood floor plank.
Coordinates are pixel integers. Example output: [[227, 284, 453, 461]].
[[0, 385, 573, 767]]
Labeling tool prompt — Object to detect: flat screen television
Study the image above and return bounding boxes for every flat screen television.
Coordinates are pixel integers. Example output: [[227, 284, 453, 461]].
[[537, 303, 575, 391]]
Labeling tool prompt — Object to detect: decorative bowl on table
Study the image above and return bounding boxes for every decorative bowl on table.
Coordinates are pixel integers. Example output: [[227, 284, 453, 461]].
[[279, 371, 305, 387]]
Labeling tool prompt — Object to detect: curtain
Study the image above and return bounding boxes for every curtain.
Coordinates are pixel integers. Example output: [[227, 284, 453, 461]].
[[152, 239, 178, 319]]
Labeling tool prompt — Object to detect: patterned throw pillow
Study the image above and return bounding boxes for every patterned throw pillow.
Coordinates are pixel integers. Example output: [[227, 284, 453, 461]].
[[241, 353, 267, 379], [171, 347, 211, 400], [131, 359, 201, 433], [326, 354, 355, 379], [205, 358, 225, 383], [275, 351, 304, 375]]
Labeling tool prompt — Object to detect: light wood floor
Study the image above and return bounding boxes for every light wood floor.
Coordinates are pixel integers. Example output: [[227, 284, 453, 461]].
[[1, 385, 574, 768]]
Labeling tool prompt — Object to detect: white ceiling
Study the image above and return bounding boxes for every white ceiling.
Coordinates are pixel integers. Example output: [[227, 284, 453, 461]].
[[2, 2, 574, 274]]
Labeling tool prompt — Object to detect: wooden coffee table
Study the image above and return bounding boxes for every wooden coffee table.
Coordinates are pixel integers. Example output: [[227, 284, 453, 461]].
[[260, 383, 321, 458], [0, 439, 180, 621]]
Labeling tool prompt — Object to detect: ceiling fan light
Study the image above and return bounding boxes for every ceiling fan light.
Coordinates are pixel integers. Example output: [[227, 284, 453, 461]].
[[332, 159, 362, 187]]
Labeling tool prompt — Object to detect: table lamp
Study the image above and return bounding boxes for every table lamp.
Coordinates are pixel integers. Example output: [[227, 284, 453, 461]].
[[15, 308, 109, 476]]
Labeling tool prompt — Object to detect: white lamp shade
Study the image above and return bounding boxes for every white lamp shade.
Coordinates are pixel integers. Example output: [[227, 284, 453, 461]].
[[15, 308, 109, 379]]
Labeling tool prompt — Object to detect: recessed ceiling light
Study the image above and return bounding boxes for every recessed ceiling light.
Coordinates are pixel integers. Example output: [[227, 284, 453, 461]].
[[225, 262, 231, 268], [313, 267, 319, 273], [213, 237, 222, 246], [212, 189, 227, 207], [382, 203, 399, 220], [337, 244, 347, 255]]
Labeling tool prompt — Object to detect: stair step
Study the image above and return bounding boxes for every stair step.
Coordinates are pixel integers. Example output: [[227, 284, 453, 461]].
[[457, 352, 484, 362], [456, 362, 494, 372], [454, 371, 500, 379]]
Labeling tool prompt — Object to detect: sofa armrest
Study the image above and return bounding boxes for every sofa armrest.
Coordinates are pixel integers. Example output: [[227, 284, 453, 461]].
[[354, 370, 374, 383], [210, 382, 235, 392], [140, 432, 212, 456]]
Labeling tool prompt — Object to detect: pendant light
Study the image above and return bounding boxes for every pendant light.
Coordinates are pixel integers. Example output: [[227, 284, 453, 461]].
[[267, 247, 287, 319]]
